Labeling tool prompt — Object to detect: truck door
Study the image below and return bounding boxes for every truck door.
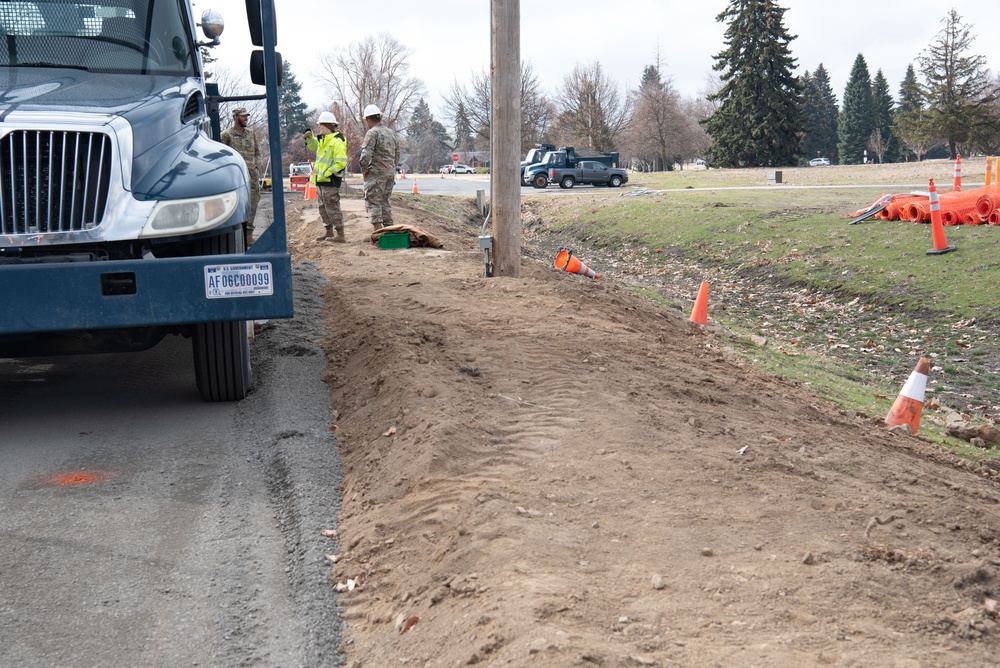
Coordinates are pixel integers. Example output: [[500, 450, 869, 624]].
[[593, 163, 610, 183]]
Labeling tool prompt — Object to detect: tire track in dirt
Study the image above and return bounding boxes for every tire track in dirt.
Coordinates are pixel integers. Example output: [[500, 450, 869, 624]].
[[284, 192, 1000, 667]]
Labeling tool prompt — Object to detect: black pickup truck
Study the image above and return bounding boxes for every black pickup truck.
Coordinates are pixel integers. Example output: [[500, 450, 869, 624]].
[[548, 160, 629, 189]]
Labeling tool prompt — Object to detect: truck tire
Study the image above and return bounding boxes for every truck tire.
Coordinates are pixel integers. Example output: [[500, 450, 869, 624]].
[[560, 176, 575, 189], [191, 227, 252, 402], [532, 173, 548, 189], [610, 175, 623, 187]]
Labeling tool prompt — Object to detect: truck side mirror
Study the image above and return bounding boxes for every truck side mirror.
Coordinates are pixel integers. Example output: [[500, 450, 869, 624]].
[[245, 0, 276, 47], [250, 50, 282, 86], [198, 9, 224, 46]]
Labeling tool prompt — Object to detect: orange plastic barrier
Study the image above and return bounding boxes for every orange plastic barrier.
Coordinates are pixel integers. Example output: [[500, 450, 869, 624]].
[[850, 179, 1000, 228]]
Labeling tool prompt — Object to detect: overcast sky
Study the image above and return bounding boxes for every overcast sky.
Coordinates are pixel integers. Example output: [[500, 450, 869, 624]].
[[197, 1, 996, 123]]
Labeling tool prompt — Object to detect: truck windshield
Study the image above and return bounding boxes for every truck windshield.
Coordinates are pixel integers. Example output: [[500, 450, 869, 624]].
[[0, 0, 197, 75]]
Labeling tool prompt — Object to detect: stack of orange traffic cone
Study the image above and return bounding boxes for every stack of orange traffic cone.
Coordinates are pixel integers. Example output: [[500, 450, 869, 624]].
[[689, 282, 709, 325], [952, 154, 962, 191], [885, 358, 930, 435], [926, 178, 956, 255]]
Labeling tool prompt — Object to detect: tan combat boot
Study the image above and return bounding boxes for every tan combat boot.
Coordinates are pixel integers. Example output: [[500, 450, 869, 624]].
[[315, 225, 334, 241], [333, 227, 346, 243]]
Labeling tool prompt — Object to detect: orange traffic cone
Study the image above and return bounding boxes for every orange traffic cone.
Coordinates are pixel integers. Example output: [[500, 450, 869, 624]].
[[412, 179, 419, 195], [952, 154, 962, 191], [401, 169, 407, 179], [553, 248, 599, 278], [986, 156, 994, 187], [689, 281, 709, 325], [304, 180, 317, 200], [885, 358, 930, 435], [926, 178, 956, 255]]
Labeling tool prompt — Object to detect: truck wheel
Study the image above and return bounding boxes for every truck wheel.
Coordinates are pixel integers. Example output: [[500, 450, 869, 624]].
[[532, 173, 548, 189], [560, 176, 575, 189], [191, 228, 252, 402], [610, 175, 623, 187]]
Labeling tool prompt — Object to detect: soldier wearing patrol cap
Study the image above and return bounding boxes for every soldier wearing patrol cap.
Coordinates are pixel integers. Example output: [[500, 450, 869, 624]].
[[220, 107, 261, 245]]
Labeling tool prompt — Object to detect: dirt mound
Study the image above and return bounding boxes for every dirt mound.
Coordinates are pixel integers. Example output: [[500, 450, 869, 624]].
[[286, 189, 1000, 667]]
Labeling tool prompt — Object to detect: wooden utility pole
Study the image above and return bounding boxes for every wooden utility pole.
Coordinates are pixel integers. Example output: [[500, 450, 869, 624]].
[[490, 0, 521, 277]]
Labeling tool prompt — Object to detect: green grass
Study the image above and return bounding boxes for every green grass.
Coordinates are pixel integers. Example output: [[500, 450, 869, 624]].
[[544, 187, 999, 318], [522, 162, 1000, 465]]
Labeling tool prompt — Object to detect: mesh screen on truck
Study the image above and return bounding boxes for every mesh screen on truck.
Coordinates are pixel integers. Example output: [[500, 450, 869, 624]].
[[0, 0, 196, 75]]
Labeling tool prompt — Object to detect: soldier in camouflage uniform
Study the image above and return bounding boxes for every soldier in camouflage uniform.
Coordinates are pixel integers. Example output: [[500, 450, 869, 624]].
[[220, 107, 261, 245], [359, 104, 400, 230]]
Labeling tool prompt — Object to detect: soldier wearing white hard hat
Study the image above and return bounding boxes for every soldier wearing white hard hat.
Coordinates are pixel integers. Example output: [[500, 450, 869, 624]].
[[305, 110, 349, 242], [359, 104, 400, 230]]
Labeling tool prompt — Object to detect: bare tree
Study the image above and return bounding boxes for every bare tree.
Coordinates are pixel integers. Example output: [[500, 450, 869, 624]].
[[555, 61, 631, 152], [867, 128, 889, 164], [620, 66, 711, 171], [210, 65, 270, 162], [314, 33, 424, 142], [442, 60, 553, 155]]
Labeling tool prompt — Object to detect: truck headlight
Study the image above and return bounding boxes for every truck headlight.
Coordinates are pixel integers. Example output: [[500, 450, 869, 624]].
[[140, 191, 240, 237]]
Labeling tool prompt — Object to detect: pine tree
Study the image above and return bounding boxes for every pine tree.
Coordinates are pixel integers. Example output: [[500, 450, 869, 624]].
[[870, 69, 898, 163], [277, 60, 312, 143], [801, 64, 838, 162], [406, 98, 434, 139], [454, 102, 474, 152], [893, 64, 928, 161], [837, 54, 874, 165], [919, 9, 999, 158], [640, 65, 660, 88], [704, 0, 802, 167], [406, 98, 452, 171]]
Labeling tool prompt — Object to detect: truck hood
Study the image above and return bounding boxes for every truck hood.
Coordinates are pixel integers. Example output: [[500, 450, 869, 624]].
[[0, 68, 198, 157]]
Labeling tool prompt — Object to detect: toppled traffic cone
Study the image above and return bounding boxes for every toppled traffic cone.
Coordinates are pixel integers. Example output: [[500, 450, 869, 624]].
[[689, 281, 709, 325], [553, 248, 599, 278], [412, 179, 419, 195], [952, 154, 962, 192], [885, 358, 930, 435], [304, 180, 317, 200], [926, 179, 956, 255]]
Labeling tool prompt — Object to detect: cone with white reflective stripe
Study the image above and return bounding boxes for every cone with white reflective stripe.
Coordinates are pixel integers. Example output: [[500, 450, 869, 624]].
[[926, 179, 956, 255], [885, 358, 930, 435], [952, 154, 962, 192]]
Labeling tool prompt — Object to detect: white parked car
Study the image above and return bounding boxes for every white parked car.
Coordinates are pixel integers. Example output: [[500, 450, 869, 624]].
[[809, 157, 831, 166], [450, 164, 475, 174]]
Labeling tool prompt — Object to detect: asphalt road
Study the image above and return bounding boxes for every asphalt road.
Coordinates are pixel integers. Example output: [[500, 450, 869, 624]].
[[343, 173, 617, 198], [0, 265, 343, 667]]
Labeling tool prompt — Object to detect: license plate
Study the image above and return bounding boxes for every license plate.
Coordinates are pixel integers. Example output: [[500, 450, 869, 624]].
[[204, 262, 273, 298]]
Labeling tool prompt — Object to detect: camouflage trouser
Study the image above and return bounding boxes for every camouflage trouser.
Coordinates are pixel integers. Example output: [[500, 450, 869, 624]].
[[364, 172, 395, 227], [246, 183, 260, 245], [317, 182, 343, 229]]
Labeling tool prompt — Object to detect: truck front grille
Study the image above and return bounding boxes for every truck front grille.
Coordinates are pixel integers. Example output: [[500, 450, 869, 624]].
[[0, 130, 112, 235]]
